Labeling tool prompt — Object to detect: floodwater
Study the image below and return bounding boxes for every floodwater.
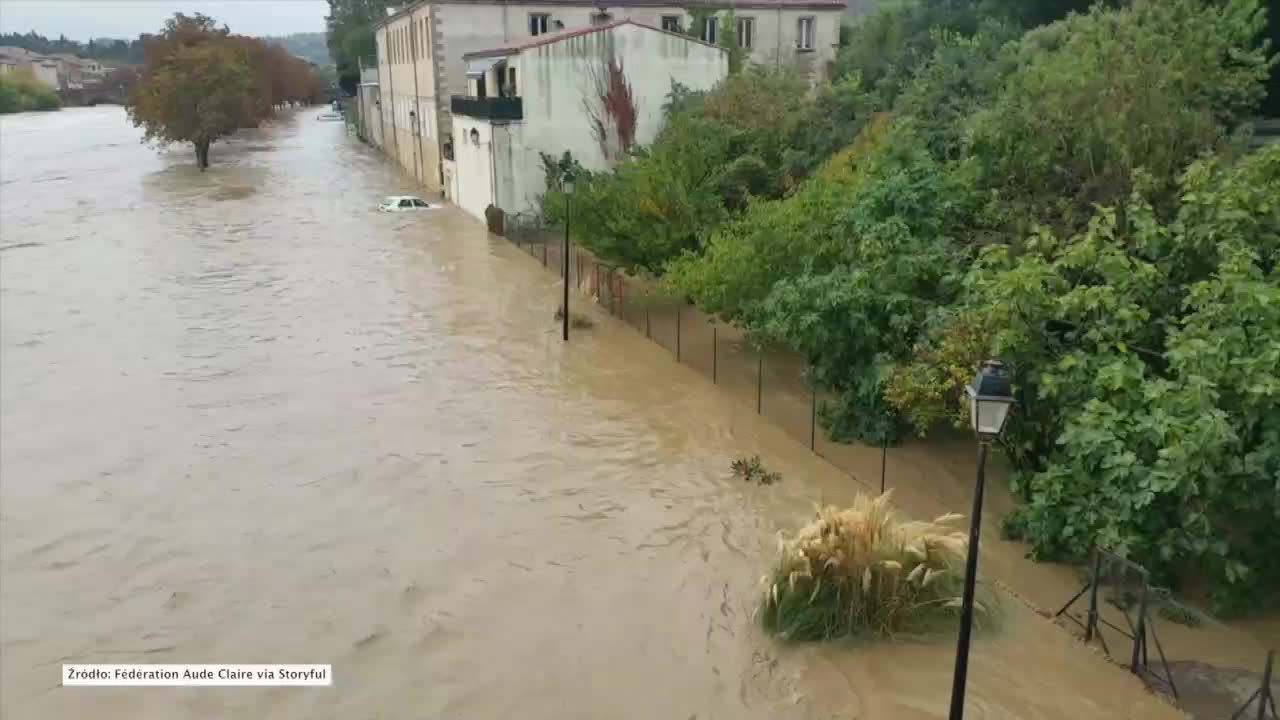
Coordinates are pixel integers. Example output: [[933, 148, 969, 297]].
[[1, 107, 1184, 719]]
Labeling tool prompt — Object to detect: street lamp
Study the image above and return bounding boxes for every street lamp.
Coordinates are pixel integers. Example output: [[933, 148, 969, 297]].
[[949, 359, 1014, 720], [561, 171, 575, 342]]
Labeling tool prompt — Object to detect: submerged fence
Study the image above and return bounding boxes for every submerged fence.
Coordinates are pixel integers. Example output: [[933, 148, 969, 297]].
[[1055, 547, 1278, 719], [505, 216, 845, 468]]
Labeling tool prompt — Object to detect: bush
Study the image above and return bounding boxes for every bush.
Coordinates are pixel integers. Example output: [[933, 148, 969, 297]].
[[891, 146, 1280, 612], [0, 69, 61, 114], [761, 492, 997, 641], [672, 118, 982, 443], [969, 0, 1273, 236]]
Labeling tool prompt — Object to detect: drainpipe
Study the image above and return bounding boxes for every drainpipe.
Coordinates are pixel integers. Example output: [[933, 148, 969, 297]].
[[410, 6, 426, 187], [374, 55, 388, 150], [489, 124, 498, 211], [387, 23, 400, 165]]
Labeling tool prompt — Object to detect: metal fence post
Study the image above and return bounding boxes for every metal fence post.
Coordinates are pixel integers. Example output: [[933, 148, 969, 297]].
[[1086, 549, 1103, 642], [756, 350, 763, 415], [810, 369, 817, 451], [676, 305, 682, 362], [542, 243, 547, 267], [712, 324, 718, 384], [1131, 586, 1149, 674], [1259, 650, 1274, 720]]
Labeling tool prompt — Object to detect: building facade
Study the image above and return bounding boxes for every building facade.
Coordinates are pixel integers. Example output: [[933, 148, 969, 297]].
[[366, 0, 842, 201], [0, 47, 62, 89], [448, 20, 726, 220], [374, 4, 444, 191]]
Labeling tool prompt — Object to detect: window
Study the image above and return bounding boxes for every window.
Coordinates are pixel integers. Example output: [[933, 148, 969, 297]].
[[737, 17, 754, 49], [701, 16, 718, 44], [507, 67, 517, 97], [797, 16, 815, 50], [590, 11, 613, 25], [413, 199, 430, 207], [660, 15, 682, 32], [529, 13, 549, 35], [399, 199, 414, 208]]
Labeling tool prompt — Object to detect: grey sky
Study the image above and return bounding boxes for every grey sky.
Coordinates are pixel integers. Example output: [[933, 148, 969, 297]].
[[0, 0, 329, 41]]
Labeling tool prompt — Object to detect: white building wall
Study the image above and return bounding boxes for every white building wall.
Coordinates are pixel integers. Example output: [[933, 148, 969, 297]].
[[450, 117, 497, 221], [464, 23, 725, 219], [518, 22, 726, 172], [32, 62, 59, 89]]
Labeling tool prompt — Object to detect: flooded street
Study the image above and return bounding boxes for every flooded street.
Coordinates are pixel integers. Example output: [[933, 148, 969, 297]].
[[0, 107, 1184, 719]]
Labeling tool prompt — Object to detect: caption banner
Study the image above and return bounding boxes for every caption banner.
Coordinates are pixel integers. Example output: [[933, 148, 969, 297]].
[[63, 664, 332, 687]]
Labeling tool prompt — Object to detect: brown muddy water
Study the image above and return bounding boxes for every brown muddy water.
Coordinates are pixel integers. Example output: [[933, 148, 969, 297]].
[[1, 107, 1182, 719]]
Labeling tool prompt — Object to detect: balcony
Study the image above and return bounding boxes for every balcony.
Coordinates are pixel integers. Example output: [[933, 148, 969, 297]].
[[450, 95, 523, 121]]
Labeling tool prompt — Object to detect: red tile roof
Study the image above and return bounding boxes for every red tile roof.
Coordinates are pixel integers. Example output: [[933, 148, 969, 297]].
[[463, 18, 727, 59]]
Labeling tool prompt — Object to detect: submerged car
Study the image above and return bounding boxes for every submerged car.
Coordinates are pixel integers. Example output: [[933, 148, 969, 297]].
[[379, 196, 435, 212]]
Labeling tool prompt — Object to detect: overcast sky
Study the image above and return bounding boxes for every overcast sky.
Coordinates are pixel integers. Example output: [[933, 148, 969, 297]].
[[0, 0, 329, 41]]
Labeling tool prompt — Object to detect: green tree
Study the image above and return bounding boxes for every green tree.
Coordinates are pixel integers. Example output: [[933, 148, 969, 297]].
[[128, 40, 254, 169], [720, 11, 744, 74], [969, 0, 1273, 236], [890, 146, 1280, 610], [544, 116, 734, 274], [326, 0, 392, 94]]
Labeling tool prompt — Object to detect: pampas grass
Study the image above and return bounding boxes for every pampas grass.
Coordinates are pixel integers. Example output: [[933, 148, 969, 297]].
[[760, 492, 1000, 642]]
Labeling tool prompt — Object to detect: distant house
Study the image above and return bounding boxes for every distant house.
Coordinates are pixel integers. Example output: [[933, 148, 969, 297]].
[[365, 0, 843, 195], [48, 54, 107, 90], [0, 47, 60, 88], [0, 47, 103, 90], [447, 20, 727, 220]]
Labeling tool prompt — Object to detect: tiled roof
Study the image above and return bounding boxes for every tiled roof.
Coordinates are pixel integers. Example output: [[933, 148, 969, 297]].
[[463, 18, 725, 59]]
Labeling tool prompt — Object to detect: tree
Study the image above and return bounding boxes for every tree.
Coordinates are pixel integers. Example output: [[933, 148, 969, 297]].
[[969, 0, 1273, 237], [127, 13, 325, 168], [128, 41, 254, 169], [326, 0, 392, 94]]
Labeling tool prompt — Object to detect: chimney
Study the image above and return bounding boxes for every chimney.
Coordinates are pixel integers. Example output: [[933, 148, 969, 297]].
[[385, 6, 400, 16]]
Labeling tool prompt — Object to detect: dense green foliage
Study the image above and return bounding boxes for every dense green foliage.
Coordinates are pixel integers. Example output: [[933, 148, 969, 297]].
[[0, 68, 60, 114], [545, 0, 1280, 610], [909, 148, 1279, 611], [325, 0, 392, 94]]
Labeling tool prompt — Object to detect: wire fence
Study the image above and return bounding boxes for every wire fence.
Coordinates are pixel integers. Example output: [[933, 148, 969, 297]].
[[506, 217, 839, 467], [1054, 547, 1278, 719], [503, 217, 1277, 720]]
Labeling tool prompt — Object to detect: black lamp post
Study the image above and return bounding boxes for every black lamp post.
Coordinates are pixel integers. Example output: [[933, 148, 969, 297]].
[[561, 171, 575, 342], [948, 359, 1015, 720]]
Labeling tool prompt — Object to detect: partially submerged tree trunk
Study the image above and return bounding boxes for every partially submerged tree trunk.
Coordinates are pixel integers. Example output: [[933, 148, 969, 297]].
[[194, 138, 211, 170]]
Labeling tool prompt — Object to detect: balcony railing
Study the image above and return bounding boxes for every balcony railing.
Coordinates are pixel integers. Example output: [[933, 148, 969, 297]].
[[450, 95, 523, 121]]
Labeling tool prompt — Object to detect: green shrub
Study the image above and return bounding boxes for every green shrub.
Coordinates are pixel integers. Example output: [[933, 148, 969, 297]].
[[969, 0, 1273, 236], [0, 69, 61, 114]]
